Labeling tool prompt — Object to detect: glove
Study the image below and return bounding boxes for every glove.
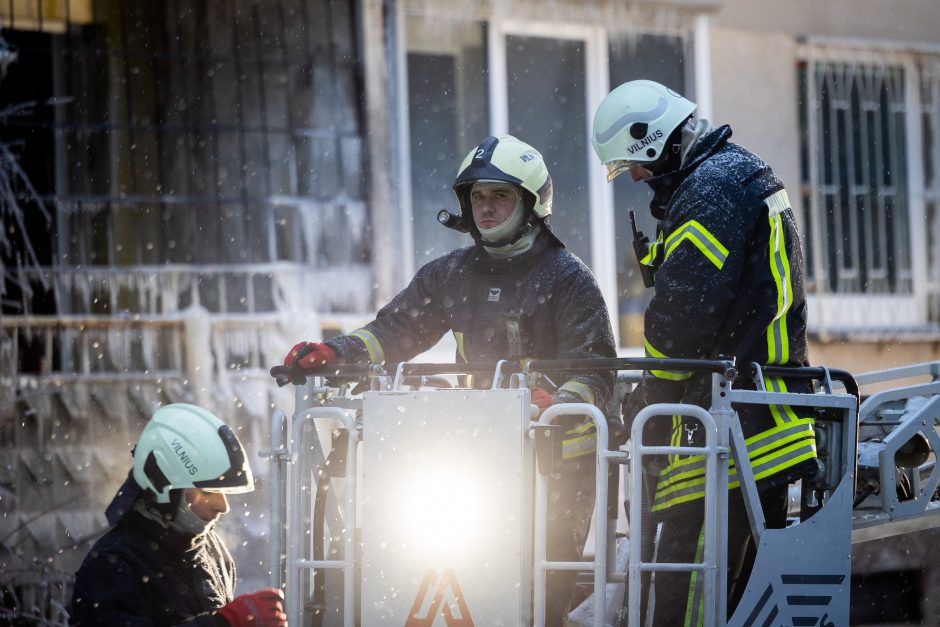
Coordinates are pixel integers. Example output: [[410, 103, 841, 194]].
[[283, 341, 337, 369], [530, 387, 555, 417], [219, 588, 287, 627]]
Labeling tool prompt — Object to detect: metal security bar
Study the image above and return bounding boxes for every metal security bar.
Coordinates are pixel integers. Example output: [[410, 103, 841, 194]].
[[801, 58, 912, 296], [922, 59, 940, 322]]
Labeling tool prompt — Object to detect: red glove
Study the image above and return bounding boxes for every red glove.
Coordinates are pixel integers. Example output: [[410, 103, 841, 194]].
[[530, 387, 555, 416], [283, 341, 337, 369], [219, 588, 287, 627]]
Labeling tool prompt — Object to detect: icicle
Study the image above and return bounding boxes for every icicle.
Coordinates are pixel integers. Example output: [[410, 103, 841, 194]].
[[106, 324, 125, 372], [76, 272, 92, 314], [138, 324, 153, 372], [345, 199, 368, 251], [182, 304, 213, 408], [297, 198, 323, 266]]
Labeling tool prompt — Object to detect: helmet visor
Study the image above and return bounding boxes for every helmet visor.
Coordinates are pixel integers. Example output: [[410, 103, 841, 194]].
[[192, 425, 255, 493], [605, 160, 653, 182]]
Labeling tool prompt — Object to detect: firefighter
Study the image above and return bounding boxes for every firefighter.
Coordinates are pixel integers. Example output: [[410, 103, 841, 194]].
[[71, 403, 287, 627], [284, 134, 618, 626], [591, 80, 816, 626]]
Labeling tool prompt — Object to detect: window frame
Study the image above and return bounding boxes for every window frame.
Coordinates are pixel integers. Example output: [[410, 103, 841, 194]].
[[488, 18, 617, 327], [799, 43, 930, 334]]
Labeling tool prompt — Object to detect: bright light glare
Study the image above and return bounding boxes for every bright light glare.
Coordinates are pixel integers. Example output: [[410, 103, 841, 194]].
[[398, 465, 487, 560]]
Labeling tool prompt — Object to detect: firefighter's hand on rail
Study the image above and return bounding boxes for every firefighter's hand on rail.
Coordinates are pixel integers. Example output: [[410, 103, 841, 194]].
[[284, 341, 337, 370], [530, 387, 555, 417], [219, 588, 287, 627]]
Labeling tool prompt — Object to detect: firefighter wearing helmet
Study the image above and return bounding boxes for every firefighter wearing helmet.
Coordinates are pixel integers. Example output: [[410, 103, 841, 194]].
[[284, 134, 618, 625], [592, 80, 815, 626], [72, 404, 287, 627]]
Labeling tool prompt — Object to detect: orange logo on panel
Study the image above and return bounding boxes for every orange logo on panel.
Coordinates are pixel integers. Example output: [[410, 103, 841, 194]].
[[404, 569, 475, 627]]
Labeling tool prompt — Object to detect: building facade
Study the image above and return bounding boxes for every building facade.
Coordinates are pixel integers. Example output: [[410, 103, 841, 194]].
[[1, 0, 939, 624]]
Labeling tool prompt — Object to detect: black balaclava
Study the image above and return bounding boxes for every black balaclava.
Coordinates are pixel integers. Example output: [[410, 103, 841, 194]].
[[645, 119, 688, 220]]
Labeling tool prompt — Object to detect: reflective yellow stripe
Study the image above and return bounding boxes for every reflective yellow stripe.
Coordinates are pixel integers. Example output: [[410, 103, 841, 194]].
[[349, 329, 385, 365], [765, 190, 793, 365], [766, 376, 801, 425], [562, 430, 597, 459], [558, 380, 595, 405], [640, 232, 664, 266], [453, 331, 467, 363], [652, 441, 816, 511], [566, 419, 596, 436], [685, 524, 706, 627], [652, 419, 816, 512], [663, 219, 729, 269], [669, 414, 683, 465], [656, 419, 815, 488], [644, 336, 692, 381]]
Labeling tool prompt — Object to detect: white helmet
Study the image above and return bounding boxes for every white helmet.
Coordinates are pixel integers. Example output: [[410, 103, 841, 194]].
[[591, 80, 696, 181], [453, 135, 553, 231], [132, 403, 254, 504]]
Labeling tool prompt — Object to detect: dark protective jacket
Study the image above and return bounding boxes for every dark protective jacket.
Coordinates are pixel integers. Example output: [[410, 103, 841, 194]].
[[626, 125, 816, 518], [327, 228, 616, 426], [71, 509, 233, 626]]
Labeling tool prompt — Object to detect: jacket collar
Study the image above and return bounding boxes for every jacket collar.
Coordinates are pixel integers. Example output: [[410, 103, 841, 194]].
[[645, 124, 733, 219], [470, 225, 559, 273], [122, 508, 210, 553]]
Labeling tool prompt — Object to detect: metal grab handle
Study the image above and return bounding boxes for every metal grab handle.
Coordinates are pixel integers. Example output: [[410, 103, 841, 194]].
[[526, 357, 737, 379]]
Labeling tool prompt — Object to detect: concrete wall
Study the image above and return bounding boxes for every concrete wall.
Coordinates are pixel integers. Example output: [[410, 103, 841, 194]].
[[707, 29, 801, 225], [712, 0, 940, 45]]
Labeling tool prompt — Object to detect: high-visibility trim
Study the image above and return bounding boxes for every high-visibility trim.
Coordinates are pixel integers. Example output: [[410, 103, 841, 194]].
[[652, 437, 816, 511], [663, 219, 729, 269], [640, 232, 664, 266], [765, 188, 791, 216], [565, 419, 596, 437], [644, 337, 693, 381], [764, 191, 793, 365], [655, 433, 814, 500], [562, 429, 597, 459], [651, 421, 816, 512], [668, 414, 684, 465], [453, 331, 467, 363], [685, 523, 706, 627], [349, 329, 385, 365], [558, 380, 595, 406], [656, 419, 815, 488], [765, 377, 802, 425]]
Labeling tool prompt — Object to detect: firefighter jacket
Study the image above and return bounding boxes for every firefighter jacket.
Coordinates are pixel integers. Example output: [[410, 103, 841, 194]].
[[626, 124, 815, 519], [327, 227, 617, 455], [71, 508, 233, 626]]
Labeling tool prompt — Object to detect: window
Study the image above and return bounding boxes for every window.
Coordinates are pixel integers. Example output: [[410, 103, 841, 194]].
[[921, 59, 940, 322], [799, 59, 911, 295], [799, 47, 940, 332], [405, 17, 489, 269]]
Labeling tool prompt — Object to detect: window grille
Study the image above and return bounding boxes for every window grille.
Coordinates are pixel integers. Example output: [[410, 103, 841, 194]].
[[922, 59, 940, 322], [799, 59, 912, 296]]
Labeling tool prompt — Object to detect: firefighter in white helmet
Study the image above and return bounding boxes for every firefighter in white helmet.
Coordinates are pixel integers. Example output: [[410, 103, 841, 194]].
[[71, 403, 287, 627], [285, 134, 619, 625], [592, 80, 815, 626]]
